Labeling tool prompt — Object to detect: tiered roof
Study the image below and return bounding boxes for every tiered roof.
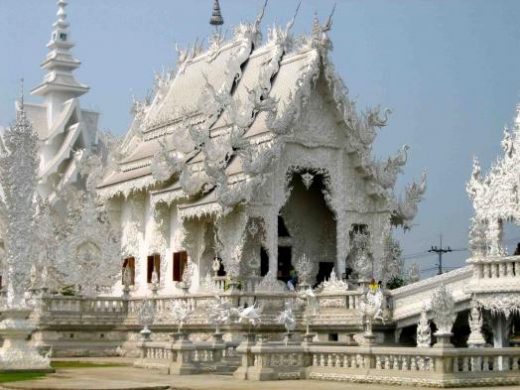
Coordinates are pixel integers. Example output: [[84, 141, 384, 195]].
[[97, 6, 425, 225]]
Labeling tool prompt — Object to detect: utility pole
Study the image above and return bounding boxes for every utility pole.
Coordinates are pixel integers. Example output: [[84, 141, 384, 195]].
[[428, 235, 452, 275]]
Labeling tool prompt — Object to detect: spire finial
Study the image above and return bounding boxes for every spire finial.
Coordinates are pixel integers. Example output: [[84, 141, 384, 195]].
[[19, 78, 24, 110], [285, 1, 301, 33], [254, 0, 268, 31], [324, 3, 337, 32], [56, 0, 69, 30], [210, 0, 224, 27]]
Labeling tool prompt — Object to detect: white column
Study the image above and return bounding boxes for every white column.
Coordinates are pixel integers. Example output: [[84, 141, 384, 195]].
[[336, 210, 348, 278], [492, 313, 511, 370], [264, 212, 278, 277]]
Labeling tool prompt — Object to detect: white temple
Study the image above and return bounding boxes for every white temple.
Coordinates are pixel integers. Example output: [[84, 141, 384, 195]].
[[97, 6, 425, 297], [1, 1, 520, 387]]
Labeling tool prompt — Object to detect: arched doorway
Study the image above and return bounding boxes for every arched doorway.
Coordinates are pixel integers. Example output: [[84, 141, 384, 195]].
[[278, 171, 337, 286]]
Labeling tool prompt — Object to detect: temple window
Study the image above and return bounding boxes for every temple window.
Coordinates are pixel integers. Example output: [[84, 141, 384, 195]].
[[59, 32, 67, 41], [350, 223, 368, 236], [260, 247, 269, 276], [147, 254, 161, 283], [278, 216, 290, 237], [122, 257, 135, 285], [172, 251, 187, 282]]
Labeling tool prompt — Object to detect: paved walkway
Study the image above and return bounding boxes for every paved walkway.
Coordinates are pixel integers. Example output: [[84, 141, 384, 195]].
[[3, 366, 520, 390]]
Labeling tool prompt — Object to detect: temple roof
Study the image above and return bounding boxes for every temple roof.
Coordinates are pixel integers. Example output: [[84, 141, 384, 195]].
[[468, 104, 520, 222], [99, 9, 425, 227]]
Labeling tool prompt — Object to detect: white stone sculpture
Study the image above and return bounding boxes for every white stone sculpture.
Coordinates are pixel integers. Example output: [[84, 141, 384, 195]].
[[60, 194, 121, 297], [468, 217, 488, 258], [0, 104, 51, 370], [256, 270, 287, 292], [467, 105, 520, 256], [277, 301, 296, 333], [350, 232, 372, 280], [395, 173, 427, 230], [0, 106, 38, 307], [171, 300, 192, 333], [298, 287, 318, 336], [238, 303, 261, 329], [294, 253, 314, 289], [138, 299, 156, 340], [380, 234, 404, 284], [320, 268, 348, 293], [181, 259, 195, 291], [208, 296, 237, 333], [416, 307, 431, 348], [407, 263, 420, 284], [467, 299, 486, 347], [430, 284, 456, 346], [360, 284, 385, 342]]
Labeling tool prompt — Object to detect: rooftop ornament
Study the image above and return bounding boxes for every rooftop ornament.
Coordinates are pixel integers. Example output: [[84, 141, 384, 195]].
[[209, 0, 224, 26]]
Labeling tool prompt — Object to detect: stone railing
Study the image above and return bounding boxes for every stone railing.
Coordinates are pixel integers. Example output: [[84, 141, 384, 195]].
[[33, 289, 366, 329], [134, 336, 240, 375], [307, 345, 520, 386], [32, 295, 127, 324], [470, 255, 520, 280], [389, 267, 473, 328], [233, 340, 520, 386]]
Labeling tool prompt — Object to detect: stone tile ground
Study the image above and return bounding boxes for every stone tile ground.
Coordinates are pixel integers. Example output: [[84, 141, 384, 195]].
[[2, 365, 520, 390]]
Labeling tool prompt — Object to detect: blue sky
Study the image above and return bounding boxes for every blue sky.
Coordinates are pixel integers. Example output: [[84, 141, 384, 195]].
[[1, 0, 519, 277]]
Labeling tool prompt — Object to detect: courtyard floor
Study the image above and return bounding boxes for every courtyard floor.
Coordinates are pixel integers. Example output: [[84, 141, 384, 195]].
[[1, 360, 520, 390]]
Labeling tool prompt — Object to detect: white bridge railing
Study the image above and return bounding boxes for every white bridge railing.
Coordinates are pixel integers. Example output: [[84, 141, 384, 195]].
[[234, 340, 520, 386]]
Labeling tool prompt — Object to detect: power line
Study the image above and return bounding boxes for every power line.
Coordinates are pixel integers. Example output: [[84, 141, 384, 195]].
[[428, 234, 452, 275]]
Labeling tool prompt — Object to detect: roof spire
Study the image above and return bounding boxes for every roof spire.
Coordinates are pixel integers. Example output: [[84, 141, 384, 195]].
[[209, 0, 224, 27], [31, 0, 89, 101], [19, 78, 24, 111]]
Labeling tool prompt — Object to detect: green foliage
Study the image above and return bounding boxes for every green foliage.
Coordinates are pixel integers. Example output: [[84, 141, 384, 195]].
[[386, 275, 406, 290], [50, 361, 127, 368], [0, 372, 46, 383], [60, 285, 76, 296]]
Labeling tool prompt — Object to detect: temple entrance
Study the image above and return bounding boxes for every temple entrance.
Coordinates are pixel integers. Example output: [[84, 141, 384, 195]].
[[277, 246, 292, 282], [279, 171, 337, 287], [315, 261, 335, 287]]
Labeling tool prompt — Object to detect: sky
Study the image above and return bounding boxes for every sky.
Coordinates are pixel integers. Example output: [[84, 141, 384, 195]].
[[1, 0, 519, 278]]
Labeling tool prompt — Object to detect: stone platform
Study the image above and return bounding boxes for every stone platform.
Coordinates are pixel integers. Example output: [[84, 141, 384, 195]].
[[3, 365, 520, 390]]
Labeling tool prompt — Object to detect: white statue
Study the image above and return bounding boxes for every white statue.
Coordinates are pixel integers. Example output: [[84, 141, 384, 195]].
[[294, 253, 314, 288], [430, 284, 456, 346], [138, 299, 156, 340], [361, 283, 385, 338], [467, 299, 486, 347], [320, 268, 348, 293], [416, 307, 431, 347], [350, 232, 372, 280], [277, 301, 296, 333], [171, 300, 192, 333], [238, 303, 261, 329]]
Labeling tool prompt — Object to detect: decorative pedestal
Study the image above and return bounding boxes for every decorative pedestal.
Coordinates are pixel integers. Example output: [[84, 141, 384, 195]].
[[283, 331, 293, 345], [233, 333, 256, 380], [0, 308, 52, 372], [361, 331, 377, 346], [169, 332, 199, 375], [433, 332, 453, 348], [302, 332, 315, 347]]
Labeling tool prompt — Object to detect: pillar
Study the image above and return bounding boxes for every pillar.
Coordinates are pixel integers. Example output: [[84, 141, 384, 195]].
[[336, 211, 348, 278], [264, 212, 278, 277], [492, 313, 511, 370]]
